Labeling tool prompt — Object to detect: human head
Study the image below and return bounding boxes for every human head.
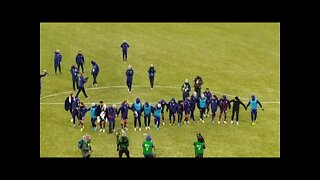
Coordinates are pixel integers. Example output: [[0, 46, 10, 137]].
[[185, 79, 189, 83], [201, 94, 205, 99], [171, 97, 175, 102], [100, 101, 104, 105], [91, 60, 95, 65], [157, 103, 161, 108], [112, 104, 116, 109], [136, 98, 140, 103], [146, 135, 152, 141], [193, 91, 197, 97], [145, 101, 149, 106], [150, 64, 154, 68], [251, 95, 255, 100], [91, 103, 96, 107], [55, 49, 60, 53], [235, 96, 239, 101], [128, 65, 132, 70], [205, 88, 209, 92], [123, 40, 127, 43], [78, 50, 82, 54]]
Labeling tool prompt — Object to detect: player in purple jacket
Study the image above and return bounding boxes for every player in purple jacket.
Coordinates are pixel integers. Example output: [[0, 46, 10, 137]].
[[91, 60, 100, 87], [78, 102, 89, 132], [125, 65, 134, 93], [209, 95, 219, 124], [190, 92, 198, 121], [107, 104, 118, 133], [159, 99, 167, 125], [54, 49, 62, 75], [218, 95, 231, 124], [117, 99, 131, 131], [75, 50, 85, 73], [120, 40, 130, 61], [71, 97, 80, 127], [75, 73, 90, 99], [177, 100, 184, 127], [184, 96, 191, 124], [203, 88, 212, 117], [166, 98, 178, 125]]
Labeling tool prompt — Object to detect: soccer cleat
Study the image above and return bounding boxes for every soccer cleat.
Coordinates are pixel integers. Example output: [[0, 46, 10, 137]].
[[103, 129, 105, 133], [128, 88, 130, 92], [129, 91, 131, 94], [157, 127, 160, 131], [184, 121, 187, 124], [236, 121, 239, 125], [212, 120, 214, 124], [95, 84, 98, 87], [125, 127, 128, 131], [139, 128, 142, 132], [134, 128, 137, 131], [99, 129, 102, 132], [231, 121, 234, 124], [218, 121, 221, 124], [187, 121, 190, 124], [151, 88, 153, 91], [71, 118, 73, 122], [162, 122, 165, 125], [169, 123, 172, 126], [81, 128, 83, 132], [92, 84, 94, 87], [224, 121, 227, 124], [145, 127, 148, 130], [173, 123, 175, 126], [73, 124, 76, 128], [86, 96, 90, 99]]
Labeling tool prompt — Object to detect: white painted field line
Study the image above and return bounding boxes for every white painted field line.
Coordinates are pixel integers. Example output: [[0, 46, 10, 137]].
[[40, 85, 280, 104]]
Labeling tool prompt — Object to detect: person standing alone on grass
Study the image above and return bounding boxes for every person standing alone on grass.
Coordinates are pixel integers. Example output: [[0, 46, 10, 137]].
[[230, 96, 247, 125], [120, 40, 130, 61], [148, 64, 156, 90], [193, 133, 205, 158], [246, 95, 264, 125], [70, 65, 79, 92], [125, 65, 134, 93], [91, 60, 100, 87], [40, 70, 48, 96], [75, 73, 90, 99], [54, 49, 62, 74], [75, 51, 85, 73]]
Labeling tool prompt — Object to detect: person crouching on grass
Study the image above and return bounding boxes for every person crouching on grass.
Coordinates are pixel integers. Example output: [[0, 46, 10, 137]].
[[193, 133, 205, 158], [117, 99, 131, 131]]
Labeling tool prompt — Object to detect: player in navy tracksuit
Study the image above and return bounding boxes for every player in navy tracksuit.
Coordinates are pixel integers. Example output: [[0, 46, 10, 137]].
[[78, 102, 89, 131], [91, 60, 100, 87], [54, 49, 62, 74], [209, 95, 219, 124], [148, 64, 156, 90], [64, 93, 75, 122], [181, 79, 191, 100], [142, 102, 152, 130], [159, 99, 167, 125], [40, 70, 48, 96], [203, 88, 212, 117], [218, 95, 231, 124], [246, 95, 264, 125], [75, 73, 90, 98], [190, 92, 198, 121], [230, 96, 247, 125], [131, 98, 143, 131], [107, 104, 117, 133], [198, 94, 207, 123], [71, 97, 80, 127], [153, 104, 162, 131], [70, 65, 79, 91], [177, 100, 184, 127], [75, 51, 85, 73], [125, 65, 134, 93], [166, 98, 178, 125], [117, 99, 131, 131], [184, 96, 191, 124], [120, 40, 130, 60]]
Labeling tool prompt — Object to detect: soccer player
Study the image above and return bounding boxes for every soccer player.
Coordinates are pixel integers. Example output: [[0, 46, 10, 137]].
[[246, 95, 264, 125], [193, 133, 205, 158], [142, 102, 152, 130], [198, 94, 207, 123], [131, 98, 143, 131], [166, 98, 178, 125], [181, 79, 191, 100], [89, 103, 97, 132], [64, 93, 75, 122], [204, 88, 212, 117], [142, 135, 156, 158], [78, 134, 92, 158], [120, 40, 130, 61], [107, 104, 117, 133], [117, 131, 130, 158], [193, 75, 203, 98], [230, 96, 247, 125], [177, 100, 184, 127], [117, 99, 131, 131], [70, 65, 79, 91], [218, 95, 231, 124], [153, 103, 162, 131], [75, 73, 90, 99], [209, 95, 219, 124], [184, 95, 191, 124], [54, 49, 62, 74], [78, 102, 89, 132], [159, 99, 167, 125], [190, 92, 198, 121], [125, 65, 134, 93], [148, 64, 156, 90], [98, 103, 108, 133], [91, 60, 100, 87], [71, 97, 80, 127], [40, 70, 48, 96], [75, 50, 85, 73]]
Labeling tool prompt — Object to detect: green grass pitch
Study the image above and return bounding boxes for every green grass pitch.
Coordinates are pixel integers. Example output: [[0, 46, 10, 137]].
[[40, 23, 280, 157]]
